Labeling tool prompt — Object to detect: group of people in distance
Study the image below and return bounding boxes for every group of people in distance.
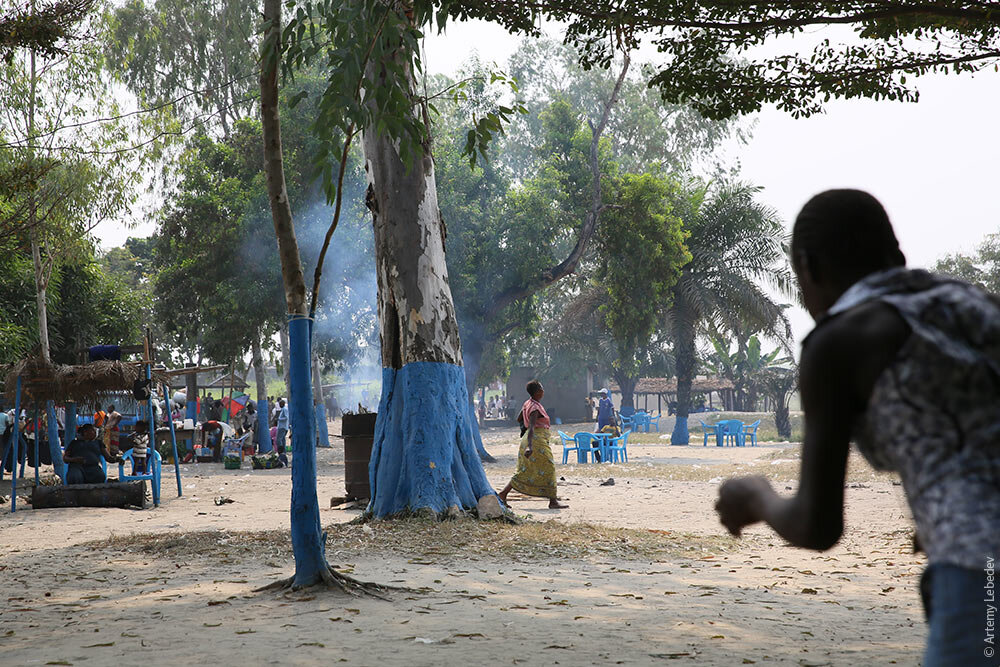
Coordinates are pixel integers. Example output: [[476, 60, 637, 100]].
[[496, 190, 998, 665]]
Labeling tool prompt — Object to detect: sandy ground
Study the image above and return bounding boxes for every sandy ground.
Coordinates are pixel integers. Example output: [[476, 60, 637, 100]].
[[0, 419, 927, 666]]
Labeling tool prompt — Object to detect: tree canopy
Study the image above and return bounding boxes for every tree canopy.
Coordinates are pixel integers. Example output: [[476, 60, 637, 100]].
[[430, 0, 1000, 120], [934, 232, 1000, 295]]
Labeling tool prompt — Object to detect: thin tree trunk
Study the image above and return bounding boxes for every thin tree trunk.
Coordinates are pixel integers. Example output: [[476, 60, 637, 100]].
[[671, 303, 696, 445], [251, 333, 270, 452], [185, 367, 198, 421], [30, 233, 50, 362], [484, 53, 631, 323], [311, 355, 330, 447], [279, 323, 291, 396], [260, 0, 323, 589], [251, 334, 267, 404], [461, 334, 495, 462], [27, 43, 50, 363]]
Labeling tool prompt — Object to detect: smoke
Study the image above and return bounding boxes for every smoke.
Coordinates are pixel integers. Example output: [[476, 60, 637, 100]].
[[292, 176, 382, 412]]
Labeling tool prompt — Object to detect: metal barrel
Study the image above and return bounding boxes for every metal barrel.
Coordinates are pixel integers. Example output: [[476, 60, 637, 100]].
[[342, 413, 377, 501]]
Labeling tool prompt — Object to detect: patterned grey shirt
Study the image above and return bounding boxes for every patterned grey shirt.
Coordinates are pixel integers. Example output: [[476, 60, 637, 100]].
[[821, 268, 1000, 570]]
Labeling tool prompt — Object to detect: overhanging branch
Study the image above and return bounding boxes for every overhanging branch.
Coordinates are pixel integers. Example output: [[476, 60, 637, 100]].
[[483, 46, 631, 323]]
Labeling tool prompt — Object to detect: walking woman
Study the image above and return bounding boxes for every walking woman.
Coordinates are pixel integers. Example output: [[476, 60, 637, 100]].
[[498, 381, 567, 509], [715, 189, 1000, 666]]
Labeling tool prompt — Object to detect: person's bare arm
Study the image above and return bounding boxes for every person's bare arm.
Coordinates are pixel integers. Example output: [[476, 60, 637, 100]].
[[525, 411, 539, 457], [716, 302, 909, 550]]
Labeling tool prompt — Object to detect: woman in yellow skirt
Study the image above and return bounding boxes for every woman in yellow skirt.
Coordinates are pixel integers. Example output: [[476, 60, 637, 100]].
[[497, 380, 568, 509]]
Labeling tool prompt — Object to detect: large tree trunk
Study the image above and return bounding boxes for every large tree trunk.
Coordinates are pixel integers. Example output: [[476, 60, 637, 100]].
[[616, 373, 638, 410], [251, 333, 270, 452], [775, 400, 791, 440], [260, 0, 324, 588], [362, 37, 493, 518], [670, 303, 696, 445]]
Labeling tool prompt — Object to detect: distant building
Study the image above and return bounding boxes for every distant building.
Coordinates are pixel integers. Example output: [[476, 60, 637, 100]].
[[506, 366, 595, 424]]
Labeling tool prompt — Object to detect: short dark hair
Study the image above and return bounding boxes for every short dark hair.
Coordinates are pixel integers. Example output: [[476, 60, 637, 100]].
[[107, 405, 115, 411], [81, 423, 96, 435], [135, 420, 148, 431], [792, 189, 905, 280], [526, 380, 542, 398]]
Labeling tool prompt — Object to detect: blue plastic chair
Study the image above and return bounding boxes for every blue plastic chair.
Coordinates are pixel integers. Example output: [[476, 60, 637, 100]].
[[606, 430, 630, 463], [699, 420, 720, 446], [573, 432, 601, 463], [721, 420, 745, 447], [619, 414, 634, 431], [619, 406, 636, 418], [118, 447, 162, 507], [632, 411, 649, 432], [742, 420, 761, 447], [647, 413, 661, 432], [558, 430, 580, 464]]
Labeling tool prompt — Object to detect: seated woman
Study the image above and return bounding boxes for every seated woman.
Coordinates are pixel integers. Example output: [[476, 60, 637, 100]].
[[64, 424, 118, 484]]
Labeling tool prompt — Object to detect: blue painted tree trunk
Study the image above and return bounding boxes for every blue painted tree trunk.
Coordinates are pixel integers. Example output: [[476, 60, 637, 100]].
[[362, 25, 497, 520], [9, 377, 21, 510], [461, 337, 495, 462], [287, 315, 326, 588], [469, 405, 494, 462], [161, 383, 183, 497], [368, 362, 495, 517], [185, 373, 198, 422], [671, 417, 690, 446], [315, 403, 330, 448], [65, 402, 77, 447], [257, 398, 271, 453], [46, 400, 64, 481]]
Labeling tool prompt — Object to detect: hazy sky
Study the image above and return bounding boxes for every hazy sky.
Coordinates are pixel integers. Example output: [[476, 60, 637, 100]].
[[96, 18, 1000, 349]]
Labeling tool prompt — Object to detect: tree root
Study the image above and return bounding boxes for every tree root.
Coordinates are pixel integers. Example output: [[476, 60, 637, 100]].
[[254, 566, 400, 599], [349, 506, 522, 524]]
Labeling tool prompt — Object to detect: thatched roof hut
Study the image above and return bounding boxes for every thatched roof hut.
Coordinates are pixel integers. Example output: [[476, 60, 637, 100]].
[[607, 376, 734, 395], [606, 376, 736, 412], [3, 357, 169, 405]]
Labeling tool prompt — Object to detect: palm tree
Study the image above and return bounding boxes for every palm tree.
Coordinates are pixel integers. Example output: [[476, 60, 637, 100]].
[[667, 180, 793, 444]]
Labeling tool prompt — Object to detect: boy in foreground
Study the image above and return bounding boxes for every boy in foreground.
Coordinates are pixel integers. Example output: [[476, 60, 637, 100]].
[[716, 189, 1000, 665]]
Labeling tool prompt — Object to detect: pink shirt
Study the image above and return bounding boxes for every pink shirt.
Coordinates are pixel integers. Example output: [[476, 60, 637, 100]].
[[520, 398, 551, 430]]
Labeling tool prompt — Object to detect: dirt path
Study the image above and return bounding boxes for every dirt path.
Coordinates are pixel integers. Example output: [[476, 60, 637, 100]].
[[0, 421, 926, 666]]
